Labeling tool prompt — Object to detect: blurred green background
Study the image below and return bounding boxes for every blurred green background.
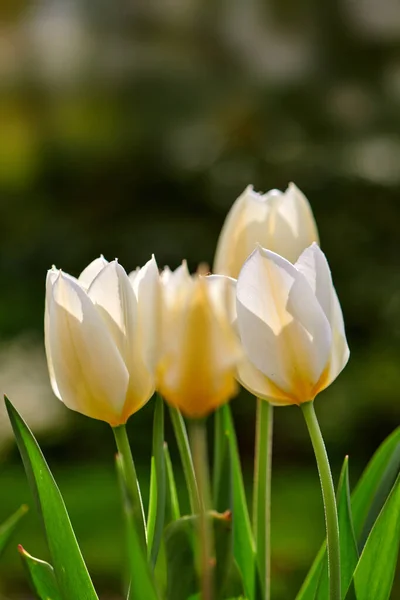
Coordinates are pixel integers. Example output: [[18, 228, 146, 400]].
[[0, 0, 400, 598]]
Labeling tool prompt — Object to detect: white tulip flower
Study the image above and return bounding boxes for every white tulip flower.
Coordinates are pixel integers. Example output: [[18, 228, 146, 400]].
[[45, 256, 160, 425], [214, 183, 319, 278], [235, 243, 349, 405]]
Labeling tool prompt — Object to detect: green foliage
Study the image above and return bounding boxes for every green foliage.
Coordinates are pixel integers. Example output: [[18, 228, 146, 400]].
[[5, 397, 99, 600], [221, 404, 261, 600], [297, 429, 400, 600], [164, 442, 181, 523], [315, 458, 358, 600], [147, 395, 166, 568], [351, 426, 400, 546], [164, 511, 243, 600], [0, 505, 28, 558], [115, 454, 160, 600], [19, 546, 61, 600], [354, 475, 400, 600]]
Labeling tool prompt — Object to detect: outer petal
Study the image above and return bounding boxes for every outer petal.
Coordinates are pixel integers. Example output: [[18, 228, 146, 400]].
[[88, 261, 155, 419], [213, 186, 273, 278], [296, 244, 350, 390], [44, 268, 62, 400], [272, 183, 319, 264], [206, 274, 290, 403], [236, 246, 332, 403], [132, 256, 162, 372], [48, 272, 129, 424], [78, 255, 109, 289], [158, 277, 241, 418]]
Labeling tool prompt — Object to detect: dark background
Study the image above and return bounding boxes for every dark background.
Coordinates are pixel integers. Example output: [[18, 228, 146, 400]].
[[0, 0, 399, 598]]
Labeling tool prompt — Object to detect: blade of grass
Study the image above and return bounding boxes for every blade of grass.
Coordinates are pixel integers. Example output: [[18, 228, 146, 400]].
[[0, 505, 28, 557], [164, 442, 181, 522], [169, 405, 199, 513], [19, 546, 61, 600], [5, 397, 98, 600], [354, 474, 400, 600], [213, 407, 231, 513], [316, 457, 359, 600], [147, 395, 166, 568], [116, 454, 160, 600], [222, 404, 260, 600]]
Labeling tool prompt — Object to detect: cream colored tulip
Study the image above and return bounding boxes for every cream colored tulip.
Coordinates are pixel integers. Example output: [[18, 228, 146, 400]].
[[235, 243, 349, 405], [157, 264, 242, 418], [214, 183, 319, 277], [45, 256, 160, 425]]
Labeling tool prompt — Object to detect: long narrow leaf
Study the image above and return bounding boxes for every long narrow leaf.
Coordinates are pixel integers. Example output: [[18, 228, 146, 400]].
[[147, 395, 166, 568], [116, 454, 160, 600], [351, 426, 400, 546], [213, 407, 231, 513], [0, 505, 28, 557], [354, 474, 400, 600], [5, 397, 98, 600], [316, 457, 359, 600], [222, 404, 259, 600], [164, 443, 181, 523], [19, 546, 61, 600]]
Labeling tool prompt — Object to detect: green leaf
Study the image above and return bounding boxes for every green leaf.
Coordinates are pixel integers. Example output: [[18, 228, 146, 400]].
[[221, 404, 260, 600], [169, 406, 199, 513], [164, 511, 243, 600], [315, 457, 359, 600], [213, 407, 231, 513], [351, 426, 400, 546], [115, 454, 160, 600], [354, 474, 400, 600], [296, 427, 400, 600], [19, 546, 61, 600], [147, 395, 166, 568], [0, 504, 28, 557], [5, 397, 98, 600], [164, 442, 181, 523]]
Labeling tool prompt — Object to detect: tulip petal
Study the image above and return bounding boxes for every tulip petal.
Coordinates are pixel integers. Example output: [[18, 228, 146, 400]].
[[78, 256, 109, 289], [236, 247, 332, 403], [88, 261, 155, 418], [49, 273, 129, 424], [44, 268, 62, 400], [271, 183, 319, 264], [213, 186, 273, 278], [296, 244, 350, 389], [236, 357, 293, 405], [158, 278, 240, 418], [132, 256, 161, 372]]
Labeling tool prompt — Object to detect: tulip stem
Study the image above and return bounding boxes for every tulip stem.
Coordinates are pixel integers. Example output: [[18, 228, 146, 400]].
[[113, 424, 147, 548], [253, 399, 273, 600], [190, 418, 214, 600], [169, 406, 199, 513], [301, 401, 341, 600]]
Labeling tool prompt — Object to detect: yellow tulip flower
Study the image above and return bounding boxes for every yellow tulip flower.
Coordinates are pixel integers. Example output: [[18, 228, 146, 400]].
[[157, 263, 242, 418]]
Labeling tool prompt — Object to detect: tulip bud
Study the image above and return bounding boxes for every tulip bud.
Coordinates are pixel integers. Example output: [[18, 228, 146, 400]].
[[235, 243, 349, 405], [45, 256, 160, 425], [214, 183, 319, 277], [156, 263, 242, 418]]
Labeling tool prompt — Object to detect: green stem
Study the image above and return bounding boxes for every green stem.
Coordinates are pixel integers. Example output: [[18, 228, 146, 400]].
[[169, 406, 199, 512], [190, 419, 214, 600], [113, 424, 147, 547], [253, 399, 273, 600], [301, 401, 341, 600]]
